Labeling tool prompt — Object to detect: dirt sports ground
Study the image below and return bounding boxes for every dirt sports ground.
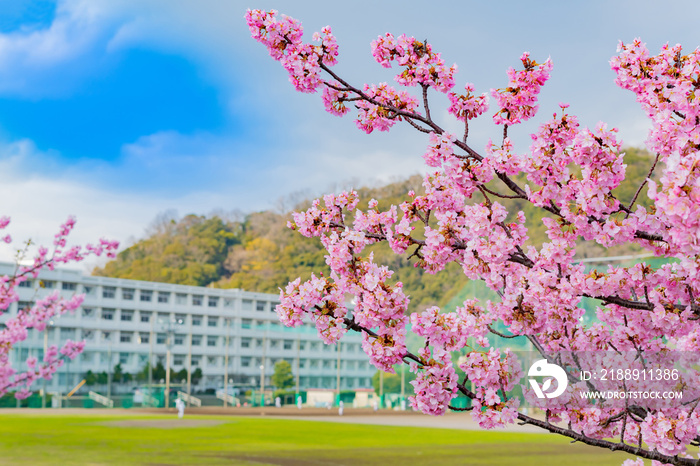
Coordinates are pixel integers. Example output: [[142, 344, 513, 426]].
[[0, 407, 638, 465]]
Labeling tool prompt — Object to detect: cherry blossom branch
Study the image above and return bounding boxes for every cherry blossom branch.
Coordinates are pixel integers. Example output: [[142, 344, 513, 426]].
[[451, 382, 696, 466], [627, 152, 661, 214]]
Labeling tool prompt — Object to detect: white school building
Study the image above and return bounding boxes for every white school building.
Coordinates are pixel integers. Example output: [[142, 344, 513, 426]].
[[0, 262, 375, 394]]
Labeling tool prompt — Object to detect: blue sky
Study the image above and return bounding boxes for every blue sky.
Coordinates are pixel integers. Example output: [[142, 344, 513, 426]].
[[0, 0, 699, 267]]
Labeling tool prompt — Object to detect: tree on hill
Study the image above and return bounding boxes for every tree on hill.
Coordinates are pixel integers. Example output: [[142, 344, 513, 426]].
[[94, 215, 238, 286], [249, 9, 700, 464], [94, 177, 480, 311]]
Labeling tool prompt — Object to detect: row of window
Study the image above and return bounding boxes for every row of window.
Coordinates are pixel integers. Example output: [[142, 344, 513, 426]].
[[17, 282, 279, 312], [72, 350, 371, 371], [19, 325, 362, 354], [77, 331, 360, 354]]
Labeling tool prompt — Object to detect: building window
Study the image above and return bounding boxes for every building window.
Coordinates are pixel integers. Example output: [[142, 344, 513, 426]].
[[40, 280, 55, 289], [191, 335, 202, 346], [256, 301, 265, 312], [175, 314, 186, 325], [60, 328, 75, 339], [158, 292, 170, 304], [16, 301, 31, 312], [139, 333, 149, 344], [157, 312, 170, 323], [255, 339, 263, 348], [192, 316, 202, 326], [120, 333, 132, 343], [241, 357, 251, 367], [80, 352, 93, 363], [270, 340, 279, 349], [207, 356, 218, 366], [241, 319, 252, 329], [120, 310, 134, 322], [224, 298, 234, 308], [192, 295, 203, 306], [299, 341, 307, 351], [299, 359, 306, 369], [82, 308, 95, 319], [284, 340, 293, 350], [140, 311, 151, 323], [242, 299, 253, 311], [207, 336, 218, 347], [270, 302, 279, 312], [174, 334, 185, 346], [173, 354, 185, 366], [101, 308, 115, 320], [122, 288, 134, 300], [140, 290, 152, 302], [18, 280, 33, 288], [81, 330, 94, 341], [62, 282, 77, 291], [241, 338, 251, 348], [310, 360, 319, 369], [208, 297, 219, 308], [311, 342, 320, 351], [156, 333, 166, 345], [102, 331, 112, 342], [83, 285, 95, 295], [102, 286, 116, 299], [191, 356, 201, 367], [346, 361, 356, 370], [207, 316, 218, 327], [323, 360, 332, 369], [119, 352, 130, 365], [175, 293, 187, 305]]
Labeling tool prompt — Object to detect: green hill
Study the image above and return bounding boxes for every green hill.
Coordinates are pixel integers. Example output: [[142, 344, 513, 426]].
[[94, 147, 657, 312], [93, 175, 468, 311]]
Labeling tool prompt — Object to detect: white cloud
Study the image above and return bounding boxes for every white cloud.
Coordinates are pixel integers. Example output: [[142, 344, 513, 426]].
[[0, 137, 245, 271]]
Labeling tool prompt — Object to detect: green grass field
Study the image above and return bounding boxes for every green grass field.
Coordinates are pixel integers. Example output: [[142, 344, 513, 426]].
[[0, 414, 635, 465]]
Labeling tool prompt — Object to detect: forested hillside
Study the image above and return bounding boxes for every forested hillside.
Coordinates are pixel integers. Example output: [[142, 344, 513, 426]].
[[94, 147, 657, 311]]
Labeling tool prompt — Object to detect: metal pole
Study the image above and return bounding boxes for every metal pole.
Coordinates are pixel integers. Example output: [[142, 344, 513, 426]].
[[107, 344, 112, 400], [259, 364, 265, 406], [295, 333, 300, 395], [42, 329, 48, 408], [261, 324, 267, 406], [336, 342, 341, 406], [148, 318, 153, 405], [165, 322, 173, 410], [186, 326, 192, 408], [223, 318, 230, 408], [379, 370, 384, 408], [15, 341, 21, 408]]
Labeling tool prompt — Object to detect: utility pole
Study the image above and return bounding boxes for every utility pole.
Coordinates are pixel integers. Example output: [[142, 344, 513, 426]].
[[400, 366, 406, 410], [260, 322, 267, 406], [336, 342, 341, 406], [295, 332, 300, 395], [223, 318, 231, 407], [164, 320, 175, 409], [259, 364, 265, 406], [148, 317, 154, 405], [42, 326, 49, 408], [186, 323, 193, 407], [379, 370, 384, 409], [107, 344, 113, 400]]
